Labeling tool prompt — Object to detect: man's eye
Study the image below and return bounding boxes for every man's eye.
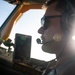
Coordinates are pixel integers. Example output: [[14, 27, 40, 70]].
[[43, 19, 50, 30]]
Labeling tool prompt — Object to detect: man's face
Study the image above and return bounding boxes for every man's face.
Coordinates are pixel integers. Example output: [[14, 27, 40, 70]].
[[38, 2, 65, 54]]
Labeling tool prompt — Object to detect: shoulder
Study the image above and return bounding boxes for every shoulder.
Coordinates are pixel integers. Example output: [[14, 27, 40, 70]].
[[56, 56, 75, 75], [62, 62, 75, 75]]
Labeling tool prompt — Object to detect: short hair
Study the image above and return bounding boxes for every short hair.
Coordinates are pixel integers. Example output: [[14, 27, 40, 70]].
[[44, 0, 75, 36], [44, 0, 75, 12]]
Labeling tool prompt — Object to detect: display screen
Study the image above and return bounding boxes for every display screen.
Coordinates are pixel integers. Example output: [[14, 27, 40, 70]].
[[13, 33, 32, 64]]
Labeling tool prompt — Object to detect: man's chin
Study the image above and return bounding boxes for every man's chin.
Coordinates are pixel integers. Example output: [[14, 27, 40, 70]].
[[42, 44, 50, 53], [42, 44, 55, 54]]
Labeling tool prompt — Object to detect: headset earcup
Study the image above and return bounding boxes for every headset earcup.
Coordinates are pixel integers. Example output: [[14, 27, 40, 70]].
[[61, 10, 74, 35]]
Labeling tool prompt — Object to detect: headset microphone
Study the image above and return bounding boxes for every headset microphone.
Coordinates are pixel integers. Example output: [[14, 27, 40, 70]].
[[36, 34, 62, 44], [36, 38, 42, 44]]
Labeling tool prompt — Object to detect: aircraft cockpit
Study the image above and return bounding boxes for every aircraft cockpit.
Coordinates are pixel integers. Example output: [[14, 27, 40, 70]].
[[0, 0, 56, 75]]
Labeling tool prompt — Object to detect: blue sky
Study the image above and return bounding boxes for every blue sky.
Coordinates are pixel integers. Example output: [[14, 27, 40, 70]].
[[0, 0, 16, 26], [0, 0, 56, 61]]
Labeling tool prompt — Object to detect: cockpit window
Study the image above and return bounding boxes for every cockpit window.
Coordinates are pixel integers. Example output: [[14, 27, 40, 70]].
[[0, 0, 16, 26], [0, 1, 56, 62]]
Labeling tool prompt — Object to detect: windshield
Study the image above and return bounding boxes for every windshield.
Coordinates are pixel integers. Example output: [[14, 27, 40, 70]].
[[0, 1, 56, 62], [0, 0, 16, 26]]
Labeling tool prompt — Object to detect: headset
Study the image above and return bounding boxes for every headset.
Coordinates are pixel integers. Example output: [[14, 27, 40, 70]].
[[61, 0, 75, 36]]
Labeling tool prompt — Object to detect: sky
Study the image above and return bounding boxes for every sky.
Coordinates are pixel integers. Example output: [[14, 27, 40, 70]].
[[0, 0, 16, 26], [0, 0, 56, 61]]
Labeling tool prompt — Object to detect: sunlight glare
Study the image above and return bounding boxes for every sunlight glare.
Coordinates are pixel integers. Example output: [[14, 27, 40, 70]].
[[72, 35, 75, 40]]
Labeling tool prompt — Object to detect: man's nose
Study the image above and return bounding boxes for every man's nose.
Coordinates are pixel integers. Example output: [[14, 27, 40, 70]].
[[38, 27, 44, 34]]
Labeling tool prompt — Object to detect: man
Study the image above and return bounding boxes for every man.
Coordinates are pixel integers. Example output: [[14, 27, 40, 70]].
[[38, 0, 75, 75]]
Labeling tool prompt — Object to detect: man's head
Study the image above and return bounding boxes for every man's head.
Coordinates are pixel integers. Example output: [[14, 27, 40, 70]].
[[38, 0, 75, 55], [44, 0, 75, 35]]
